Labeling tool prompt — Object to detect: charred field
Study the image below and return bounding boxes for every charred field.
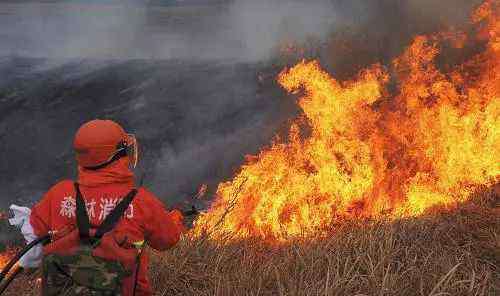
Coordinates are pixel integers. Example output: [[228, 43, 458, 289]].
[[1, 0, 500, 295]]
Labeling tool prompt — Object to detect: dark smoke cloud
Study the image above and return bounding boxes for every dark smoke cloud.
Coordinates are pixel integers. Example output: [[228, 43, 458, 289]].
[[318, 0, 483, 79]]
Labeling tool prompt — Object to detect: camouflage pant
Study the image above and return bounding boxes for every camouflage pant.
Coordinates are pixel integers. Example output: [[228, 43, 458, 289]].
[[42, 247, 129, 296]]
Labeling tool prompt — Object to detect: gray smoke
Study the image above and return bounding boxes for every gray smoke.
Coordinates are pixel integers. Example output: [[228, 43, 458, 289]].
[[223, 0, 338, 61], [0, 0, 340, 61]]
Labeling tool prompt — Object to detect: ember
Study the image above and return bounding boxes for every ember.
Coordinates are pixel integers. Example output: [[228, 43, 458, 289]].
[[194, 0, 499, 241]]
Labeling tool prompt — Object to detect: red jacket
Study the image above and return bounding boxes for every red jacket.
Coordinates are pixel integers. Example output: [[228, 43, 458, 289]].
[[30, 158, 184, 296]]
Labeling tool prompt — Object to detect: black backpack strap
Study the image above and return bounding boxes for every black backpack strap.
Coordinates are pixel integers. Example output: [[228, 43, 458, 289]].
[[95, 189, 138, 239], [74, 183, 91, 242]]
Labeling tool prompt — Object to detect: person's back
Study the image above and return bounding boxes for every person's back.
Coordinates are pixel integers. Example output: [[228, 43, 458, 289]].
[[26, 119, 185, 296]]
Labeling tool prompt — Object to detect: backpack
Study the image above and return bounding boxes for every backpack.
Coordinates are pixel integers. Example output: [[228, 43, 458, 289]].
[[42, 183, 140, 296]]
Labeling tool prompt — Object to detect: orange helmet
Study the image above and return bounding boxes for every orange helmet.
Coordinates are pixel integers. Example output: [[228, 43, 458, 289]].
[[73, 120, 138, 169]]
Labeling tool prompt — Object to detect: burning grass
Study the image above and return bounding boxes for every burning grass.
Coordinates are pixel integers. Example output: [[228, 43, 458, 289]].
[[150, 188, 499, 296], [194, 0, 500, 241], [0, 250, 14, 271]]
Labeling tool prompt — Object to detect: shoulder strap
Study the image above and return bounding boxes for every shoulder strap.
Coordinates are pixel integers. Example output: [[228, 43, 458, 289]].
[[74, 183, 91, 242], [75, 183, 138, 242], [95, 188, 138, 239]]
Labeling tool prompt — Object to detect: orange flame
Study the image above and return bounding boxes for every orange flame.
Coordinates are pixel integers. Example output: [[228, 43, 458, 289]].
[[194, 1, 500, 241], [0, 212, 13, 270], [0, 256, 7, 270], [0, 249, 15, 271]]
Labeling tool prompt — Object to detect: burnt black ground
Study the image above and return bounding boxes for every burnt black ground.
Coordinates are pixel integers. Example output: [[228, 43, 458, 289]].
[[0, 56, 296, 212]]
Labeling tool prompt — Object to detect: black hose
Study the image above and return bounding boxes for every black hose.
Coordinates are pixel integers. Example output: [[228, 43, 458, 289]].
[[0, 265, 23, 295], [0, 235, 50, 284]]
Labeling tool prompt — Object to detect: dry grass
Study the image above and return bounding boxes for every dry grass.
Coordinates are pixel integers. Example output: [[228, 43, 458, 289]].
[[3, 187, 499, 296], [150, 187, 499, 296]]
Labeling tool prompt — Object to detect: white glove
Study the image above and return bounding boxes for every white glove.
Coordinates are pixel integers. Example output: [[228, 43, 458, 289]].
[[8, 205, 43, 268]]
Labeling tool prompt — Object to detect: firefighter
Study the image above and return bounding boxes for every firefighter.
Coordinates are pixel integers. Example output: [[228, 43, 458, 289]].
[[13, 119, 185, 296]]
